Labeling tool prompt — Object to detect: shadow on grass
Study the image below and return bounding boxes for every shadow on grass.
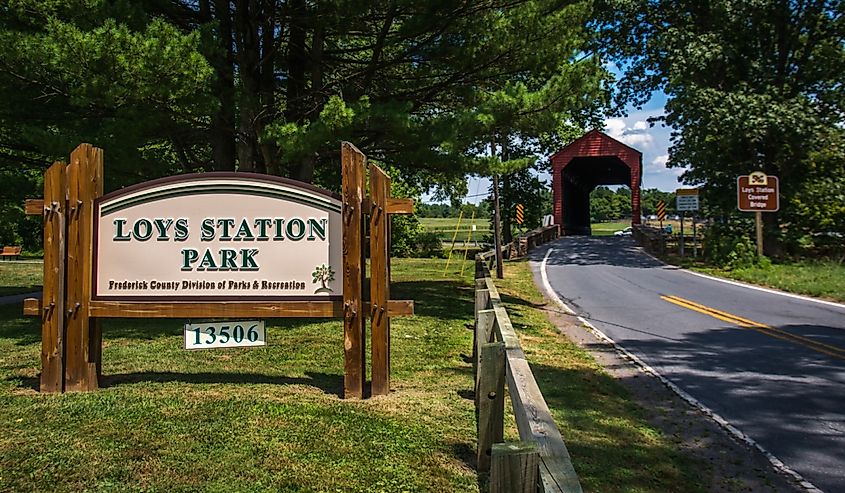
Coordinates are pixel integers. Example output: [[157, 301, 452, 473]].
[[104, 371, 344, 396], [451, 440, 478, 473], [9, 370, 344, 397], [497, 291, 547, 311], [0, 285, 41, 297], [391, 279, 474, 319], [0, 303, 39, 346]]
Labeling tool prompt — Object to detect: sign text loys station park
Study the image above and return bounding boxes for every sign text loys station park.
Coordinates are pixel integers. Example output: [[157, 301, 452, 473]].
[[24, 142, 412, 398]]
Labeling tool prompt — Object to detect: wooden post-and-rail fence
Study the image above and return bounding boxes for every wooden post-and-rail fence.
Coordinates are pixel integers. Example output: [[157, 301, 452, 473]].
[[473, 225, 582, 493], [486, 224, 560, 263], [23, 142, 413, 398]]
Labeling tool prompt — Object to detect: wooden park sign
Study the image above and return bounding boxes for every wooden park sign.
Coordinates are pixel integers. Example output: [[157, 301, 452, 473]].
[[24, 142, 413, 398]]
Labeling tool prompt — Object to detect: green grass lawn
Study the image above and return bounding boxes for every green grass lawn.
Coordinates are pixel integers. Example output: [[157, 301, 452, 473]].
[[590, 220, 631, 236], [420, 217, 488, 244], [0, 258, 712, 492], [0, 261, 42, 296], [689, 259, 845, 303], [0, 259, 480, 493]]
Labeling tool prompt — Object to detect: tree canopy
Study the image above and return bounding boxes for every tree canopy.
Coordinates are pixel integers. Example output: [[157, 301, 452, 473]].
[[596, 0, 845, 254], [1, 0, 608, 192]]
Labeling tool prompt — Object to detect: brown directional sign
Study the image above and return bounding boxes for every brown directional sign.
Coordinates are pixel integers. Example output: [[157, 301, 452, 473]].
[[738, 172, 779, 212]]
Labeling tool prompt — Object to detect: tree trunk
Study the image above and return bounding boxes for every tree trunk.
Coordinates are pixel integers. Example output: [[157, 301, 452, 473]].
[[502, 173, 512, 244], [235, 0, 263, 173], [501, 135, 512, 244], [209, 0, 236, 171], [258, 0, 279, 174], [492, 173, 504, 279], [285, 0, 312, 182], [762, 210, 783, 257]]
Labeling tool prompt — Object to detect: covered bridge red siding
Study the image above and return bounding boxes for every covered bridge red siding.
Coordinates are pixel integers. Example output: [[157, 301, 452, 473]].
[[550, 130, 642, 234]]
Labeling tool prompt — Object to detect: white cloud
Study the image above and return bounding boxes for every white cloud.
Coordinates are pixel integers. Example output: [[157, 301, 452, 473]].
[[603, 118, 654, 149], [604, 118, 626, 139], [648, 153, 688, 179], [650, 154, 669, 169], [623, 133, 654, 148]]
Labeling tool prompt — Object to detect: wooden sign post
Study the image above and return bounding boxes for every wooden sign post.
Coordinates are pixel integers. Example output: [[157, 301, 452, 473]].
[[25, 142, 412, 398]]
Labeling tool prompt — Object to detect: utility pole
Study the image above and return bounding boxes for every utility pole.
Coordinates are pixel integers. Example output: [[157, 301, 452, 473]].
[[501, 136, 512, 245], [492, 173, 504, 279]]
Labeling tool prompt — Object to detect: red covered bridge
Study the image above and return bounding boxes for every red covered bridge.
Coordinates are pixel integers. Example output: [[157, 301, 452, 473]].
[[551, 130, 642, 235]]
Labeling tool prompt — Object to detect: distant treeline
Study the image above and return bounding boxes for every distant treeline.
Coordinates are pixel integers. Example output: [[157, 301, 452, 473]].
[[421, 187, 678, 222], [418, 202, 491, 219], [590, 187, 678, 221]]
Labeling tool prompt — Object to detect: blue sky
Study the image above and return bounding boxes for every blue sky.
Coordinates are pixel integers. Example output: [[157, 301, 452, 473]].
[[603, 93, 685, 192], [429, 92, 685, 205]]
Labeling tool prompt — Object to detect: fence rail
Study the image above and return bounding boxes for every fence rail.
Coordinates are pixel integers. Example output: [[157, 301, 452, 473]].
[[633, 225, 704, 257], [472, 225, 581, 492], [477, 224, 560, 264]]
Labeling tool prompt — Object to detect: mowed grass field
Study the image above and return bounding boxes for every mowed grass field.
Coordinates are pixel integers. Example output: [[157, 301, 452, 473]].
[[0, 260, 480, 492], [590, 220, 631, 236], [421, 217, 639, 239], [0, 261, 41, 296], [692, 260, 845, 303], [421, 216, 634, 241], [0, 258, 712, 492], [420, 217, 488, 244]]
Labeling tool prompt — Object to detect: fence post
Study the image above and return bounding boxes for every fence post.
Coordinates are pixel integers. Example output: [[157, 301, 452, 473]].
[[40, 161, 66, 393], [475, 286, 490, 315], [490, 442, 540, 493], [474, 309, 495, 385], [473, 286, 491, 376], [472, 277, 490, 368], [342, 142, 366, 398], [369, 164, 391, 396], [64, 144, 102, 391], [477, 341, 506, 474]]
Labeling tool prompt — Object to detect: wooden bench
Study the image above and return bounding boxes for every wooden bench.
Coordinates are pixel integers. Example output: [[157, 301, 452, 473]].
[[0, 246, 21, 260]]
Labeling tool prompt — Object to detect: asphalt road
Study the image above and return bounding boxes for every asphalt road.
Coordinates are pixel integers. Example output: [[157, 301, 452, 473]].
[[534, 236, 845, 493]]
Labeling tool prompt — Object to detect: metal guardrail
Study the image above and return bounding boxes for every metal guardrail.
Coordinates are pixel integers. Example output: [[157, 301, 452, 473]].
[[472, 225, 581, 492]]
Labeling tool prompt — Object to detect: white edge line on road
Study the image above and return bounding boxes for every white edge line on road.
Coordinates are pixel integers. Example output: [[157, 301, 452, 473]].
[[541, 248, 575, 315], [634, 243, 845, 311], [538, 247, 825, 493], [681, 269, 845, 310]]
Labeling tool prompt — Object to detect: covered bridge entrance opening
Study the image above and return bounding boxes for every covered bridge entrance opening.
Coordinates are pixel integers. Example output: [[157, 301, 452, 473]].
[[551, 130, 642, 235]]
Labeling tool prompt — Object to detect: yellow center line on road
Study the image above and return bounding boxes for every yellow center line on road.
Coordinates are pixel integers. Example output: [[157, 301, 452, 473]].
[[664, 295, 845, 355], [660, 295, 845, 361]]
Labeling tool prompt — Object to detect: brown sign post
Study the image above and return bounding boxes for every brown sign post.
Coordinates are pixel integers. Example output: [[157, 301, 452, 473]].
[[25, 142, 413, 398], [737, 171, 779, 256]]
